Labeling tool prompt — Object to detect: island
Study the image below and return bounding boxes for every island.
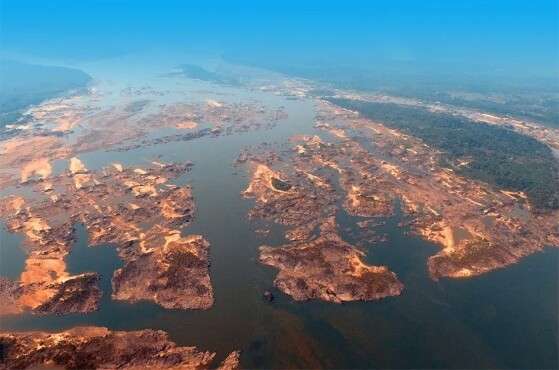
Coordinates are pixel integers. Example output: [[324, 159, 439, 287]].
[[0, 326, 240, 370], [0, 159, 212, 315]]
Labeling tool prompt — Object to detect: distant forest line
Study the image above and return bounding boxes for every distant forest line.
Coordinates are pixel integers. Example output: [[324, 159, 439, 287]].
[[327, 98, 559, 211]]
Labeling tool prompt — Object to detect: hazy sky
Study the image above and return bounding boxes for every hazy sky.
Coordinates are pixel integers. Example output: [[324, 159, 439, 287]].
[[1, 0, 557, 78]]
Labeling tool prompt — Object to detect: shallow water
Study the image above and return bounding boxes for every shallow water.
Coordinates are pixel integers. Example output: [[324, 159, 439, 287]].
[[0, 58, 557, 369], [0, 223, 25, 280]]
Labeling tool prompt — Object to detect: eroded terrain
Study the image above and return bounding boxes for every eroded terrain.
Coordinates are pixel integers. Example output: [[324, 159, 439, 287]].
[[244, 99, 558, 282], [0, 68, 297, 366], [259, 217, 403, 302], [1, 60, 558, 368], [241, 148, 404, 302], [0, 77, 289, 313], [321, 100, 558, 277], [0, 326, 240, 370], [0, 92, 287, 190], [0, 158, 212, 314]]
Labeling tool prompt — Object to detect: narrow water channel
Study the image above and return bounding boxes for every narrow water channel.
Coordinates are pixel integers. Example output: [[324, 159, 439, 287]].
[[0, 64, 557, 369]]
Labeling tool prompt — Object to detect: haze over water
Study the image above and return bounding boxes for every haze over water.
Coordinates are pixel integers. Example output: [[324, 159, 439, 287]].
[[0, 1, 558, 369], [2, 1, 558, 81]]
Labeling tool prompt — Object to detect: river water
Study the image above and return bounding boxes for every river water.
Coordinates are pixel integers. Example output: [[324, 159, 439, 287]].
[[0, 56, 557, 369]]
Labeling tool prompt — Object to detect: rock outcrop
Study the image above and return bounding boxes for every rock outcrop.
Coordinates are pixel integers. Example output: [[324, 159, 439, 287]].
[[0, 327, 240, 370]]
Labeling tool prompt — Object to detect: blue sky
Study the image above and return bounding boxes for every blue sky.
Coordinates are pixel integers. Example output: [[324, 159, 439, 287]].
[[1, 0, 557, 79]]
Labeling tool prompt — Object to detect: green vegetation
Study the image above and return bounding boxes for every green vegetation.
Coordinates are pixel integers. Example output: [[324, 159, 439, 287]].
[[327, 98, 559, 211], [406, 90, 559, 129]]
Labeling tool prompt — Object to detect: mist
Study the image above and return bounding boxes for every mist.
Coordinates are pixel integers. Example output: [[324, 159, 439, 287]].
[[1, 0, 557, 86]]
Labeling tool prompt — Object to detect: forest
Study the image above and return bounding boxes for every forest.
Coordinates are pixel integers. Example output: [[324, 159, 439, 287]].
[[327, 98, 559, 211]]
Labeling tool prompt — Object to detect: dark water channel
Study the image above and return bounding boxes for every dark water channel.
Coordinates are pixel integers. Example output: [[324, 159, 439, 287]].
[[0, 89, 557, 369]]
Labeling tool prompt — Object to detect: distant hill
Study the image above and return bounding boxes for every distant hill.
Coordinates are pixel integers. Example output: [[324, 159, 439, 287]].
[[179, 64, 240, 86], [0, 60, 91, 127]]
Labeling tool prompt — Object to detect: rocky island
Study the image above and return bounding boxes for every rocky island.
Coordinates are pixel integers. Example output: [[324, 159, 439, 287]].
[[259, 218, 403, 302], [0, 158, 212, 315], [241, 148, 404, 302], [0, 327, 240, 370], [0, 14, 557, 366]]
